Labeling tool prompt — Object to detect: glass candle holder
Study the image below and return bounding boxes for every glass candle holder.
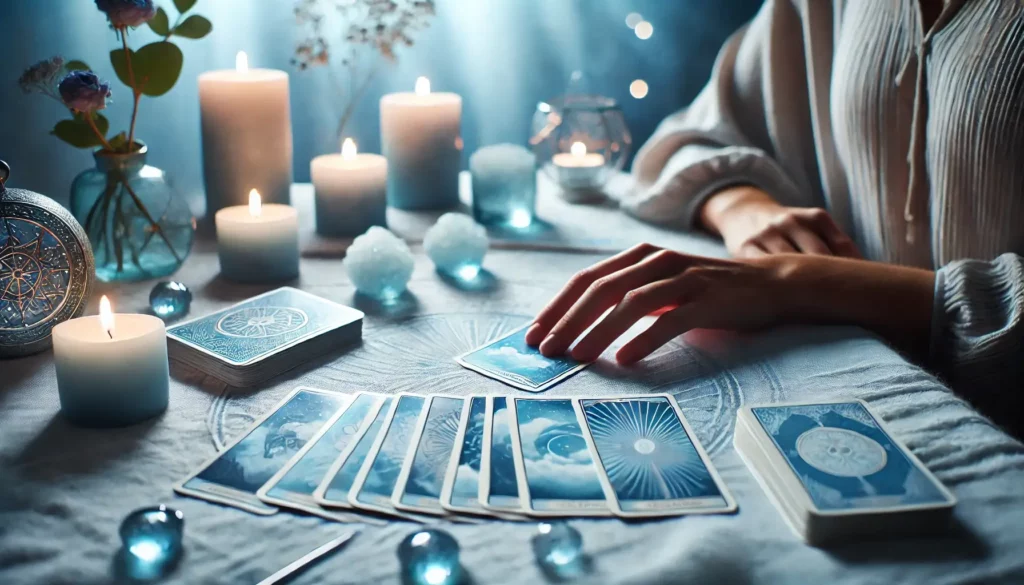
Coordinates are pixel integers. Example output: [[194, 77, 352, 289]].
[[530, 95, 631, 202], [470, 144, 536, 229]]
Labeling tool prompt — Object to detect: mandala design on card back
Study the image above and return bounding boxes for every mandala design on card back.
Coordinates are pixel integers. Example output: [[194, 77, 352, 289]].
[[215, 307, 308, 338], [796, 427, 887, 477]]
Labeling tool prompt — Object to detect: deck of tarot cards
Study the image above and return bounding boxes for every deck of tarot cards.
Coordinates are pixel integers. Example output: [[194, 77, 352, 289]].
[[166, 288, 363, 386], [734, 400, 956, 546]]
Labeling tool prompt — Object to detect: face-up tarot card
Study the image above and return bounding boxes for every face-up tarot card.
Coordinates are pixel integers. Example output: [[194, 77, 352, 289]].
[[747, 401, 956, 514], [456, 326, 588, 392], [479, 397, 526, 513], [256, 392, 384, 523], [314, 397, 392, 508], [577, 395, 736, 517], [441, 397, 488, 515], [391, 396, 465, 515], [509, 398, 611, 516], [174, 387, 350, 515]]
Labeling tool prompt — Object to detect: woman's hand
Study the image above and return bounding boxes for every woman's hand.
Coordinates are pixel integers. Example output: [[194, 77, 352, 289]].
[[525, 244, 935, 364], [700, 186, 861, 259]]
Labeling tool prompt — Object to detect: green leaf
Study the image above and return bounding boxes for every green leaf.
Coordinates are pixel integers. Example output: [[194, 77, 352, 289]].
[[51, 113, 109, 149], [171, 15, 212, 39], [107, 132, 131, 152], [131, 42, 184, 96], [173, 0, 197, 13], [148, 7, 170, 36], [65, 60, 91, 72], [110, 48, 133, 88]]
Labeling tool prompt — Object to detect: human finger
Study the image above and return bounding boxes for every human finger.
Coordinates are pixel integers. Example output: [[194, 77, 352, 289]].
[[794, 208, 861, 258], [755, 230, 798, 254], [615, 305, 697, 364], [783, 223, 832, 255]]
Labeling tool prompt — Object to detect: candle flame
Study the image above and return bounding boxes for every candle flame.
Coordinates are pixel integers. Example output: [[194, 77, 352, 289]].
[[99, 295, 114, 339], [249, 189, 262, 217], [342, 138, 357, 160], [571, 141, 587, 157], [236, 51, 249, 72], [415, 76, 430, 96]]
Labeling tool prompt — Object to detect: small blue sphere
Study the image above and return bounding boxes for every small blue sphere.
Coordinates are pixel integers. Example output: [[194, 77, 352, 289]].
[[532, 522, 585, 579], [397, 529, 461, 585], [119, 505, 184, 576], [149, 281, 192, 320]]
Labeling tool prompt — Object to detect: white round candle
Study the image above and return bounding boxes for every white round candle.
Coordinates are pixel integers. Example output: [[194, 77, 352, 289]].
[[215, 189, 299, 283], [52, 297, 169, 428], [199, 51, 293, 218], [311, 138, 388, 237], [550, 141, 608, 199], [380, 77, 462, 210]]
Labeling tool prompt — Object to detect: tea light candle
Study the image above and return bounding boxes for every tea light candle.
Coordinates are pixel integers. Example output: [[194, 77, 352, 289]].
[[380, 77, 462, 210], [215, 189, 299, 283], [52, 296, 169, 428], [311, 138, 387, 237], [199, 51, 293, 217], [551, 141, 607, 200]]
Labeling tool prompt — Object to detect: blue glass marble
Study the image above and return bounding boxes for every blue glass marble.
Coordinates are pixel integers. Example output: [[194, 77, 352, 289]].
[[119, 505, 184, 578], [397, 529, 462, 585], [149, 281, 192, 320], [470, 144, 536, 229], [532, 522, 585, 580]]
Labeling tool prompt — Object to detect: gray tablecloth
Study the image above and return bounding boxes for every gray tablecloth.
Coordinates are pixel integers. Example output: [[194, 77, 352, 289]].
[[3, 184, 1024, 585]]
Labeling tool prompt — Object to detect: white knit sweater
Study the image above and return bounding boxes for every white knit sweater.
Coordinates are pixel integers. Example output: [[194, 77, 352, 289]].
[[624, 0, 1024, 427]]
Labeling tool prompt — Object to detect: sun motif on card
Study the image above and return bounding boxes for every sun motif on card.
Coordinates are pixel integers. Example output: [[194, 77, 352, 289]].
[[216, 306, 308, 338], [0, 217, 71, 330]]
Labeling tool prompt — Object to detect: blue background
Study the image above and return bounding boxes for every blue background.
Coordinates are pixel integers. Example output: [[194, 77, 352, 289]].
[[1, 0, 760, 214]]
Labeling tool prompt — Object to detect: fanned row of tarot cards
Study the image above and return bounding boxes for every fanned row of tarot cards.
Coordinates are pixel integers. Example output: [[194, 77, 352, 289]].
[[174, 387, 736, 523]]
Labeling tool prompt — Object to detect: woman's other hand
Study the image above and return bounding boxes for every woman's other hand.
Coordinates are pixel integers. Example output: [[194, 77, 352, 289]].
[[700, 186, 861, 259]]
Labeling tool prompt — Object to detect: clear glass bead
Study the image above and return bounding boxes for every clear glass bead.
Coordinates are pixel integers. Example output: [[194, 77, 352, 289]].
[[532, 522, 585, 580], [119, 505, 184, 578], [397, 529, 461, 585], [149, 281, 192, 320]]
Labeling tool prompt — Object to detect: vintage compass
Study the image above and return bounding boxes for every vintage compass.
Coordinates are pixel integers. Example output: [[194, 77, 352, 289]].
[[0, 160, 94, 357]]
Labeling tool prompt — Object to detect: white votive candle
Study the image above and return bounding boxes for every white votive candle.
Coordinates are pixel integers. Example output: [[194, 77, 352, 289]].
[[215, 189, 299, 283], [550, 141, 608, 198], [311, 138, 388, 237], [380, 76, 462, 210], [52, 296, 169, 428], [199, 51, 293, 217]]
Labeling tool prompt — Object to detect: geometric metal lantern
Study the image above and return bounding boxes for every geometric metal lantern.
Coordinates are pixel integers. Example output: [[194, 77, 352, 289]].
[[0, 160, 95, 357]]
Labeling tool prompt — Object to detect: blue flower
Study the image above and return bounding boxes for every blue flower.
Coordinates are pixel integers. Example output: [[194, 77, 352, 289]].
[[95, 0, 156, 28], [59, 71, 112, 113]]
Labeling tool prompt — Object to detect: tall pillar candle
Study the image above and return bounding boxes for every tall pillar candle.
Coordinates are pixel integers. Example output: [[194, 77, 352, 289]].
[[311, 138, 387, 237], [199, 51, 293, 218], [52, 296, 169, 428], [215, 189, 299, 283], [380, 77, 462, 210]]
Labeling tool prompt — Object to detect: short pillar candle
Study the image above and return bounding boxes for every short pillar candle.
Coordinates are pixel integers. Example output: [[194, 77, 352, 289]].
[[311, 138, 387, 237], [380, 77, 462, 210], [52, 296, 169, 428], [215, 189, 299, 283]]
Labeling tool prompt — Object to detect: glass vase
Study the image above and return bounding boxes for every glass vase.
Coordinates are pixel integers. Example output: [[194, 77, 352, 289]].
[[69, 144, 194, 283]]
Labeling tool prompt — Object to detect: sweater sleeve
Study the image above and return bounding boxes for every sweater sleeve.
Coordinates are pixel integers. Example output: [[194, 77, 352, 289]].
[[931, 253, 1024, 430], [624, 0, 813, 230]]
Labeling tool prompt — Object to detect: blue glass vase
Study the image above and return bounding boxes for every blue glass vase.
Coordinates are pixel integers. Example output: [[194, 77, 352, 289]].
[[70, 145, 194, 283]]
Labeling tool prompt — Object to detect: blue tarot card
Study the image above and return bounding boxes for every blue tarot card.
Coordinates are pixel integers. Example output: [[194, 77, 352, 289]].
[[394, 396, 464, 514], [482, 397, 523, 510], [443, 397, 487, 513], [350, 394, 426, 515], [457, 326, 588, 392], [166, 287, 363, 366], [175, 388, 350, 515], [316, 397, 392, 507], [750, 401, 956, 512], [512, 398, 610, 516], [259, 392, 380, 515], [580, 396, 734, 516]]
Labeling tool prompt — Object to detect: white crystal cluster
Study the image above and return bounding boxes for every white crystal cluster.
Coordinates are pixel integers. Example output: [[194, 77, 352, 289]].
[[423, 213, 489, 277], [343, 226, 415, 299]]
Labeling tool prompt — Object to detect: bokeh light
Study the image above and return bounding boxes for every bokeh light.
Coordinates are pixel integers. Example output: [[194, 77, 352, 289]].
[[629, 79, 649, 99], [625, 12, 643, 29], [635, 21, 653, 40]]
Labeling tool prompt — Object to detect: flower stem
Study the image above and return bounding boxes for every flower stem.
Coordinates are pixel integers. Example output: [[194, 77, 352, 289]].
[[85, 113, 115, 151], [119, 177, 184, 264], [121, 27, 141, 150]]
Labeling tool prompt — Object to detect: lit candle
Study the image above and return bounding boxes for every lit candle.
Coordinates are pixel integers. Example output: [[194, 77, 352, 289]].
[[552, 141, 604, 169], [380, 76, 462, 210], [199, 51, 293, 218], [215, 189, 299, 283], [550, 141, 608, 198], [51, 296, 169, 428], [310, 138, 388, 237]]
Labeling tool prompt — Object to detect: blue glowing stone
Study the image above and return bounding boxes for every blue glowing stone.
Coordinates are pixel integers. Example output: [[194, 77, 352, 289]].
[[423, 213, 488, 278], [397, 529, 461, 585], [119, 505, 184, 574], [149, 281, 192, 320], [532, 522, 585, 579], [343, 227, 415, 301]]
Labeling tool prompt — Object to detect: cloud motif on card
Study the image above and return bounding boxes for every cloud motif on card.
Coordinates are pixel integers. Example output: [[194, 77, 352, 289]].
[[484, 346, 551, 370]]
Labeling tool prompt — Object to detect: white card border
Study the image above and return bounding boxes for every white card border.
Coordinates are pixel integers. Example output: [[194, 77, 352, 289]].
[[392, 395, 466, 516], [173, 386, 349, 516], [312, 395, 391, 509], [478, 396, 529, 515], [575, 394, 737, 518], [455, 324, 590, 393]]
